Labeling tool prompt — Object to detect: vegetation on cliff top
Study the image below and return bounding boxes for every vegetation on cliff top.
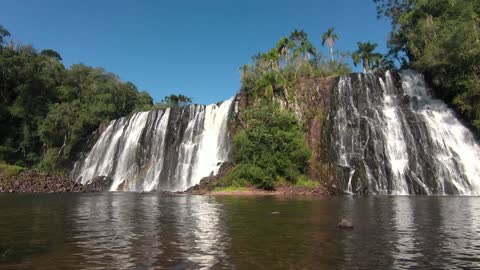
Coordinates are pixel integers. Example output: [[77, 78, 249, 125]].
[[239, 29, 352, 102]]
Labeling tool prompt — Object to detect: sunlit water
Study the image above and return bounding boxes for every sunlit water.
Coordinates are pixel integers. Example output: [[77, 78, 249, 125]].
[[1, 193, 480, 269]]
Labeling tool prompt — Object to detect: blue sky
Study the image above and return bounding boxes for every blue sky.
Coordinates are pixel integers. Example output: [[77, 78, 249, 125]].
[[1, 0, 391, 105]]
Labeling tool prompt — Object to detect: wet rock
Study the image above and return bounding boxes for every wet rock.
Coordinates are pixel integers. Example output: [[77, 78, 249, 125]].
[[337, 219, 354, 229], [0, 169, 107, 193]]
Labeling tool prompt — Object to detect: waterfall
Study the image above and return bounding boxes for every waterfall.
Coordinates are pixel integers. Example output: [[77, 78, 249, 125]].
[[331, 70, 480, 195], [72, 98, 234, 192]]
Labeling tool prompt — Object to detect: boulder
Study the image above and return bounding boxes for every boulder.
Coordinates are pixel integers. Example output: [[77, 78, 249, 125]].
[[337, 219, 354, 229]]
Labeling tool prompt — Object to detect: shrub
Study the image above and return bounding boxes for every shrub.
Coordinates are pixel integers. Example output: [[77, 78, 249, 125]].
[[222, 103, 310, 190], [295, 176, 320, 188], [0, 162, 24, 179]]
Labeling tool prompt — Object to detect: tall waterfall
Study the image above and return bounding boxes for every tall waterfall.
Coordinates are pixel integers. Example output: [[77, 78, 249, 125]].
[[331, 70, 480, 195], [72, 98, 234, 192]]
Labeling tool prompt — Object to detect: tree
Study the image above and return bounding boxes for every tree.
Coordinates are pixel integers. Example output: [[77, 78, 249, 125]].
[[298, 40, 316, 61], [276, 37, 295, 64], [289, 29, 308, 45], [40, 49, 62, 61], [352, 42, 383, 73], [373, 56, 396, 71], [158, 94, 192, 108], [322, 28, 339, 62], [289, 29, 309, 60], [0, 29, 156, 170], [0, 25, 10, 47]]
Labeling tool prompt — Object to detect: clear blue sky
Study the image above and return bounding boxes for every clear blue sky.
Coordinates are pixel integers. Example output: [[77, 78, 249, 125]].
[[1, 0, 391, 105]]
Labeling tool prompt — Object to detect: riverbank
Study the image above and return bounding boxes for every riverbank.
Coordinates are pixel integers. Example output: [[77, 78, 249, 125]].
[[187, 185, 335, 196], [0, 168, 109, 193]]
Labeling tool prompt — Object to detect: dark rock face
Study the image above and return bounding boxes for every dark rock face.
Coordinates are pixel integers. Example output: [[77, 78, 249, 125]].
[[0, 170, 106, 193], [327, 70, 480, 195], [185, 162, 233, 194], [337, 219, 354, 229], [84, 176, 113, 192], [267, 77, 340, 194]]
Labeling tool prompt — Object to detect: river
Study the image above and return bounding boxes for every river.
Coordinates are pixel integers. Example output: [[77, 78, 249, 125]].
[[0, 193, 479, 269]]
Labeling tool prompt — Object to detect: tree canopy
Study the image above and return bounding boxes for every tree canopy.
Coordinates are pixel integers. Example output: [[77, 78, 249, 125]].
[[322, 28, 340, 62], [352, 42, 383, 72], [0, 25, 154, 172]]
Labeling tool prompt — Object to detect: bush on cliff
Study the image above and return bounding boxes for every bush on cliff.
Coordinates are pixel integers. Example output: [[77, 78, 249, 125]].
[[220, 103, 310, 190]]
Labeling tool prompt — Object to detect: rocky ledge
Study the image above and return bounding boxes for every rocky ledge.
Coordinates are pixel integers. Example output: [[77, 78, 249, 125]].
[[186, 162, 336, 196], [0, 170, 110, 193]]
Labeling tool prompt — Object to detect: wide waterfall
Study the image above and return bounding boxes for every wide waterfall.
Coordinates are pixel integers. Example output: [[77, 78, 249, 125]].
[[72, 98, 234, 192], [331, 70, 480, 195]]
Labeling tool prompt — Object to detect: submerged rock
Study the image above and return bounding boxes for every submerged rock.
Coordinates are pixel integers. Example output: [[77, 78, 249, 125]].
[[337, 219, 354, 229]]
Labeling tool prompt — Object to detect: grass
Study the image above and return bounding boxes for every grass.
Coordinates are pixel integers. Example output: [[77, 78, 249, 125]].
[[212, 186, 249, 193], [0, 162, 24, 179], [294, 177, 320, 188]]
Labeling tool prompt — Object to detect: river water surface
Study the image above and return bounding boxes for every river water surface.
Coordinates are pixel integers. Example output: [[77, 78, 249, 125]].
[[0, 193, 479, 269]]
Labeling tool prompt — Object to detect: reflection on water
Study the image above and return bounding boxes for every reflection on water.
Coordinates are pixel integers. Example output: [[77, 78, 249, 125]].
[[0, 194, 480, 269], [392, 197, 418, 268], [72, 193, 229, 269]]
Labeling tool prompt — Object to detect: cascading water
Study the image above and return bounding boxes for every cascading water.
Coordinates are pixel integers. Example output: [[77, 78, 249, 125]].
[[71, 98, 234, 192], [331, 70, 480, 195]]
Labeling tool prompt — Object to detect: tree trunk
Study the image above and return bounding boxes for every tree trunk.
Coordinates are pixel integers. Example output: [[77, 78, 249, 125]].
[[330, 46, 334, 62]]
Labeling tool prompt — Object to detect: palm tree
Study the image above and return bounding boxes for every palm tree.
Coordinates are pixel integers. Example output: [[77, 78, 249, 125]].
[[289, 29, 308, 61], [276, 37, 295, 65], [322, 28, 339, 62], [352, 42, 382, 73], [239, 64, 250, 80], [299, 40, 317, 61], [373, 56, 395, 71], [0, 25, 11, 47]]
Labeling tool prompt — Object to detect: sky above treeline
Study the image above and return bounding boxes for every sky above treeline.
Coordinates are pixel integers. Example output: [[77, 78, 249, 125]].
[[2, 0, 391, 105]]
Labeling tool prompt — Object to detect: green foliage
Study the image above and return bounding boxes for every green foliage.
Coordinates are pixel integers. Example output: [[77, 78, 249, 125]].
[[0, 25, 10, 47], [0, 162, 24, 179], [322, 27, 340, 62], [40, 49, 62, 61], [240, 29, 351, 101], [221, 103, 311, 190], [352, 42, 383, 72], [374, 0, 480, 131], [0, 26, 155, 172], [294, 176, 320, 188], [154, 94, 192, 109], [212, 186, 248, 193], [37, 148, 64, 175]]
